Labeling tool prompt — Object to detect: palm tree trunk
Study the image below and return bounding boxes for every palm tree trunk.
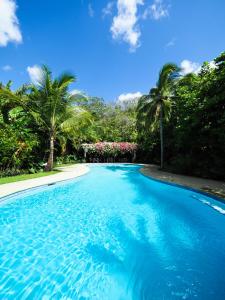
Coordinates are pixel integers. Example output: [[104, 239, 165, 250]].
[[45, 132, 54, 171], [160, 105, 163, 169]]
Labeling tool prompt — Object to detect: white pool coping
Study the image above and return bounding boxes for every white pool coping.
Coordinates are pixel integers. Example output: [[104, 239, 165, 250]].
[[0, 164, 90, 199], [1, 163, 224, 201]]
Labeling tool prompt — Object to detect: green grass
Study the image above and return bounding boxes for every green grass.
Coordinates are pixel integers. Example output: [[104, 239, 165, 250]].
[[0, 171, 60, 185]]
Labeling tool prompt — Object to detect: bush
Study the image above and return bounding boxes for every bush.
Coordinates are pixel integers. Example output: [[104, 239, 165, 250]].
[[55, 154, 78, 165], [0, 168, 27, 178], [0, 125, 39, 171]]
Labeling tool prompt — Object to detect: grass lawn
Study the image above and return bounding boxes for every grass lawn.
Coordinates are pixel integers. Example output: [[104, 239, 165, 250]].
[[0, 171, 60, 185]]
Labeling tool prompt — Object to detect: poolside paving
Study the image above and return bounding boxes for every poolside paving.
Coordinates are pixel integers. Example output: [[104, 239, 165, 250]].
[[141, 164, 225, 200], [0, 164, 89, 199], [1, 163, 225, 201]]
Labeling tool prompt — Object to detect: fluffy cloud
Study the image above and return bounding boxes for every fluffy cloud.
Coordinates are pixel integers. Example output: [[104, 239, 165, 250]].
[[0, 0, 22, 47], [208, 60, 217, 69], [2, 65, 12, 71], [88, 3, 94, 18], [165, 38, 176, 48], [116, 91, 142, 107], [180, 60, 217, 76], [70, 89, 88, 100], [110, 0, 144, 51], [180, 60, 201, 75], [27, 65, 43, 84], [143, 0, 169, 20], [102, 2, 114, 18]]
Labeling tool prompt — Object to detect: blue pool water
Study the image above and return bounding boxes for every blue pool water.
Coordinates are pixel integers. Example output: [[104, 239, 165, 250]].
[[0, 164, 225, 299]]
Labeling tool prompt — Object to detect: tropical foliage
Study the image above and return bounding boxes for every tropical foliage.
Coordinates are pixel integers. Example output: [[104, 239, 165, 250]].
[[137, 63, 180, 168], [137, 52, 225, 180], [0, 51, 225, 180], [27, 66, 93, 170], [0, 68, 137, 175], [74, 96, 137, 143]]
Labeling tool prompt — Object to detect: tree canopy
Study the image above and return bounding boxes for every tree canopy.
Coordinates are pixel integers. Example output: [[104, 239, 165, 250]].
[[137, 52, 225, 180], [0, 51, 225, 180]]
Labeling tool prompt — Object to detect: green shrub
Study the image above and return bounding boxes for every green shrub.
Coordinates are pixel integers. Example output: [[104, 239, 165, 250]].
[[55, 154, 78, 165]]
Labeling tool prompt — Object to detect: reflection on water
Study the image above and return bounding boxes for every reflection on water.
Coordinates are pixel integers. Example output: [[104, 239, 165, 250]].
[[0, 164, 225, 299]]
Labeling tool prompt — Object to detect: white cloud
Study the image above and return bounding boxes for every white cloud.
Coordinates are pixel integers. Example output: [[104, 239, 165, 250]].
[[70, 89, 88, 99], [116, 91, 142, 107], [102, 2, 114, 18], [208, 60, 217, 69], [143, 0, 169, 20], [2, 65, 12, 71], [165, 38, 175, 48], [180, 60, 218, 76], [0, 0, 22, 47], [70, 89, 82, 95], [27, 65, 43, 84], [88, 3, 94, 17], [180, 60, 201, 75], [110, 0, 144, 51]]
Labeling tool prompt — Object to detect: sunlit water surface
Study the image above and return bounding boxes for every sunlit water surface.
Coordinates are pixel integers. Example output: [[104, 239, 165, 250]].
[[0, 164, 225, 299]]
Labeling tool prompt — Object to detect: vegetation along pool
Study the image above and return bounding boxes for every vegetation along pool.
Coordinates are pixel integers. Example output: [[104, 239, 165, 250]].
[[0, 164, 225, 299]]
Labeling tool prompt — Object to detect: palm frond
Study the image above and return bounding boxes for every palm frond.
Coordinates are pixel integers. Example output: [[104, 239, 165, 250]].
[[6, 80, 13, 90], [137, 95, 151, 114], [157, 63, 180, 90], [36, 65, 52, 91], [0, 88, 21, 103], [56, 73, 76, 89]]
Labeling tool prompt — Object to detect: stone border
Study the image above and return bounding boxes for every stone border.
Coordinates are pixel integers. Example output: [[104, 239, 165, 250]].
[[140, 164, 225, 201], [1, 163, 224, 202], [0, 164, 90, 199]]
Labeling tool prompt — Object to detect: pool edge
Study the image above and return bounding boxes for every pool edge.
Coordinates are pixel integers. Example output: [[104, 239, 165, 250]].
[[139, 166, 225, 204], [0, 164, 90, 202]]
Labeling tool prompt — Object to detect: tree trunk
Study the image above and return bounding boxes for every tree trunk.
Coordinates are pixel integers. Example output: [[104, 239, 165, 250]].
[[45, 133, 54, 171], [160, 104, 163, 169]]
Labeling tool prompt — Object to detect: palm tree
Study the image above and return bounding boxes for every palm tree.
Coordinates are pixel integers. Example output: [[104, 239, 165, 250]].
[[27, 65, 92, 171], [137, 63, 180, 169], [0, 67, 92, 171]]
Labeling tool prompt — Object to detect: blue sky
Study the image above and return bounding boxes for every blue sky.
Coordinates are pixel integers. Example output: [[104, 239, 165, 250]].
[[0, 0, 225, 102]]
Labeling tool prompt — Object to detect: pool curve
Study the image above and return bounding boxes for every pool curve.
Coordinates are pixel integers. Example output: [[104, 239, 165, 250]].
[[0, 164, 225, 299]]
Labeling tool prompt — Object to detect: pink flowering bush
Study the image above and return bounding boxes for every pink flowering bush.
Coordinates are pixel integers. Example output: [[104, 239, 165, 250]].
[[82, 142, 137, 156]]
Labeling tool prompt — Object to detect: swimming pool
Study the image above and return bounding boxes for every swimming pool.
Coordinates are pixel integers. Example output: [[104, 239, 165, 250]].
[[0, 164, 225, 299]]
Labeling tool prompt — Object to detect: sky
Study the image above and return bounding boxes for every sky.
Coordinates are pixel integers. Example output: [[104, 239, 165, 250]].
[[0, 0, 225, 102]]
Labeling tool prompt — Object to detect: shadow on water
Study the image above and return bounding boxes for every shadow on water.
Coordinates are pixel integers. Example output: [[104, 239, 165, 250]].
[[86, 243, 124, 270], [1, 164, 225, 299], [104, 164, 141, 174], [96, 165, 225, 265], [87, 165, 225, 299], [118, 165, 224, 235], [86, 216, 189, 300]]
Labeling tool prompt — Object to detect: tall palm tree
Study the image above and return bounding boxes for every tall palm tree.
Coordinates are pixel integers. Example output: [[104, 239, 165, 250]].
[[0, 67, 92, 171], [137, 63, 180, 169], [27, 66, 75, 170], [27, 65, 92, 171]]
